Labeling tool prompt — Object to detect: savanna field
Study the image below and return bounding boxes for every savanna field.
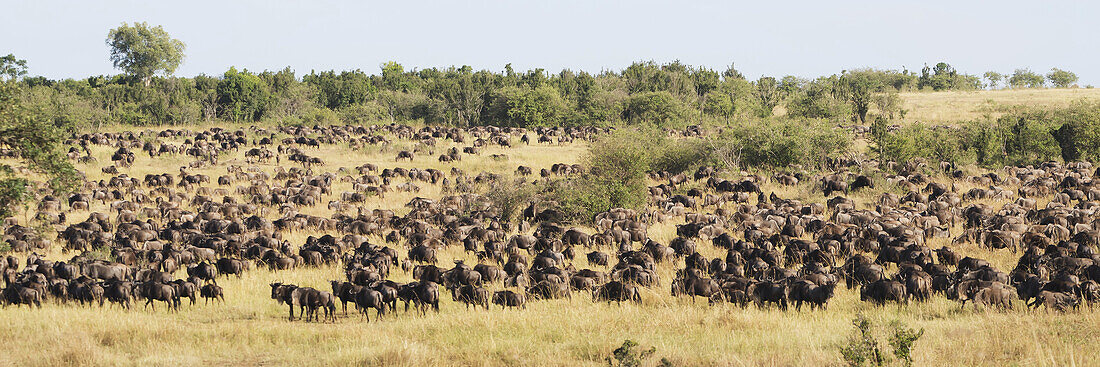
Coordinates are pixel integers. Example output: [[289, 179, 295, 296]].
[[3, 88, 1100, 367]]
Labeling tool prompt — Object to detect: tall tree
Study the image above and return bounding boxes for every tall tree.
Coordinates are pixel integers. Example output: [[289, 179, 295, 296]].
[[217, 67, 271, 122], [983, 71, 1004, 89], [1009, 69, 1045, 89], [839, 70, 886, 124], [106, 22, 186, 86], [1046, 68, 1078, 88], [753, 76, 781, 117]]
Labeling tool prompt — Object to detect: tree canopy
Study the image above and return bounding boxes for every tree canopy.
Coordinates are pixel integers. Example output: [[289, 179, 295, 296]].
[[1046, 68, 1079, 88], [106, 22, 186, 86]]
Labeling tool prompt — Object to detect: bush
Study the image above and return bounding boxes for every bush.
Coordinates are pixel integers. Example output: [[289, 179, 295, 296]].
[[542, 177, 620, 224], [622, 91, 684, 126], [487, 85, 568, 127], [887, 321, 924, 367], [838, 315, 924, 367], [217, 67, 271, 122], [651, 138, 710, 175], [606, 340, 656, 367], [284, 106, 340, 127], [338, 102, 388, 124], [484, 181, 536, 224], [540, 128, 662, 223], [999, 109, 1060, 165], [839, 314, 885, 367], [785, 78, 852, 121], [713, 119, 851, 169], [871, 120, 970, 166], [1050, 101, 1100, 162]]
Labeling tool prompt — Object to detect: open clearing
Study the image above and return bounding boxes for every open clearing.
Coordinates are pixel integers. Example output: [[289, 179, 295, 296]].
[[899, 88, 1100, 124]]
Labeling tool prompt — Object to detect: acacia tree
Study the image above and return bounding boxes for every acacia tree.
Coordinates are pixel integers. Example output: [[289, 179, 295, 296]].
[[0, 55, 80, 219], [1046, 68, 1078, 88], [1009, 69, 1045, 89], [753, 76, 781, 117], [106, 22, 186, 86], [839, 70, 887, 124], [983, 71, 1004, 89]]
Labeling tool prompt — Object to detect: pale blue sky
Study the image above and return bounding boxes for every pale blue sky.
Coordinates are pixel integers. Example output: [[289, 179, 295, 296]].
[[3, 0, 1097, 84]]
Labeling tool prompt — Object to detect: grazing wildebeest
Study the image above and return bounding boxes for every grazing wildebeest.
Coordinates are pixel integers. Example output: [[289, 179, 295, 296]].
[[492, 290, 526, 309], [200, 283, 225, 304], [454, 284, 491, 310], [593, 281, 640, 304], [140, 281, 180, 311]]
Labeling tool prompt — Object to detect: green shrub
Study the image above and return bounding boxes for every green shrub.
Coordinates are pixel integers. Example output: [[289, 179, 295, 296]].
[[1050, 101, 1100, 162], [838, 315, 924, 367], [887, 321, 925, 367], [871, 120, 970, 167], [484, 181, 536, 224], [338, 102, 388, 124], [606, 340, 656, 367], [540, 128, 660, 223], [651, 138, 711, 175], [713, 118, 851, 169], [839, 314, 885, 367], [622, 91, 684, 126]]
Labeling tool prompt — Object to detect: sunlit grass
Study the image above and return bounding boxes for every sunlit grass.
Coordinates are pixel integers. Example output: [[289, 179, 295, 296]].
[[899, 88, 1100, 125]]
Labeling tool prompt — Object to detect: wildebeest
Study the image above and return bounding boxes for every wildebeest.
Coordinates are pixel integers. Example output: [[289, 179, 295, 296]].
[[140, 281, 180, 311], [861, 280, 908, 306], [492, 290, 526, 309], [200, 283, 225, 304]]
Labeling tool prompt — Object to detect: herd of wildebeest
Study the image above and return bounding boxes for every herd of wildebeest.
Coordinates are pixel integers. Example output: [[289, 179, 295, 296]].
[[3, 122, 1100, 323]]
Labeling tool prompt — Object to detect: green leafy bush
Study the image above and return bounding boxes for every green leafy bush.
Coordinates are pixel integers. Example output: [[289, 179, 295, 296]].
[[714, 119, 851, 169], [838, 315, 924, 367], [338, 102, 388, 124], [622, 91, 684, 126], [606, 340, 656, 367]]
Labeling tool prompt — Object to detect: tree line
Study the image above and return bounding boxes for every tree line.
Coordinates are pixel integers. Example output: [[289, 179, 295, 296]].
[[11, 60, 1084, 130], [3, 22, 1085, 130]]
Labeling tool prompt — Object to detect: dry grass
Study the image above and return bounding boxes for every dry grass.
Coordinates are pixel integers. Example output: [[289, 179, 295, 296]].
[[899, 88, 1100, 125], [1, 120, 1099, 366]]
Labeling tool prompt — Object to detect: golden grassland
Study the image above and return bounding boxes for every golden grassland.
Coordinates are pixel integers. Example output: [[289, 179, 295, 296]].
[[2, 104, 1100, 366], [899, 87, 1100, 125]]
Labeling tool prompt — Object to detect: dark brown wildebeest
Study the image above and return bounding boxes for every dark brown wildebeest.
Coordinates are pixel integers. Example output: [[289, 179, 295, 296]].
[[397, 281, 440, 315], [187, 262, 219, 284], [216, 258, 246, 278], [354, 287, 386, 321], [270, 283, 312, 321], [200, 283, 224, 304], [140, 281, 180, 311], [749, 280, 789, 310], [492, 290, 526, 309], [454, 285, 491, 310], [671, 276, 723, 304], [395, 150, 414, 161], [861, 280, 908, 306], [592, 281, 640, 304]]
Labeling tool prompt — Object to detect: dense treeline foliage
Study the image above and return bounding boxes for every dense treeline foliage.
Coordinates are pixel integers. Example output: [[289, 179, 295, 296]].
[[12, 59, 1081, 130], [0, 55, 80, 218]]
